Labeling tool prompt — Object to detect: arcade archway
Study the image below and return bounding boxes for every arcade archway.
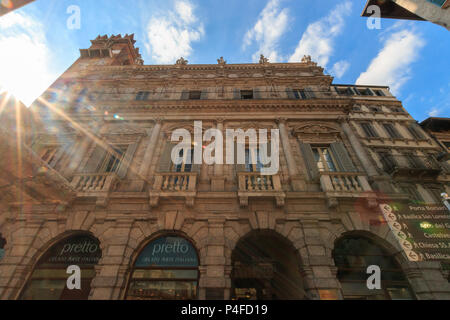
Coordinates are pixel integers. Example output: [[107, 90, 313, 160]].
[[20, 233, 102, 300], [333, 235, 415, 300], [231, 230, 306, 300], [125, 235, 199, 300]]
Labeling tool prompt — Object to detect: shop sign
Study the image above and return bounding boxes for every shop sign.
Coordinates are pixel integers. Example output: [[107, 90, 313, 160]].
[[380, 204, 450, 262], [40, 235, 102, 265], [135, 236, 198, 267]]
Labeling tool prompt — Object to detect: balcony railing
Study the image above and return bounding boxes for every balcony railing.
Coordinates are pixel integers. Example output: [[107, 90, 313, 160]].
[[380, 155, 442, 177], [71, 173, 119, 192], [70, 173, 119, 206], [319, 172, 376, 208], [150, 172, 198, 207], [237, 172, 285, 207]]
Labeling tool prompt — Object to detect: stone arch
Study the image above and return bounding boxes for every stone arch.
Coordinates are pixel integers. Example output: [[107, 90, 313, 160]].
[[331, 230, 418, 300], [224, 217, 307, 266], [16, 230, 102, 300], [229, 227, 307, 300], [121, 229, 201, 300], [321, 214, 415, 271]]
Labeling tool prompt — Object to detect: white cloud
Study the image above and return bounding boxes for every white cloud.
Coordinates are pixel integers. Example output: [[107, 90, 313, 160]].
[[428, 107, 441, 117], [289, 1, 352, 66], [356, 29, 425, 95], [243, 0, 289, 62], [331, 60, 350, 78], [145, 0, 204, 64], [0, 12, 56, 106]]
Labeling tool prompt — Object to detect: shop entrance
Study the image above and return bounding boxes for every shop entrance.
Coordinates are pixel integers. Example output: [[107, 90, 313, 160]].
[[126, 236, 199, 300], [231, 230, 306, 300], [19, 233, 102, 300]]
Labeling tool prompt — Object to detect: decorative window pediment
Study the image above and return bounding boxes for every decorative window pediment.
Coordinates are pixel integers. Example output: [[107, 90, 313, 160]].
[[292, 123, 341, 139]]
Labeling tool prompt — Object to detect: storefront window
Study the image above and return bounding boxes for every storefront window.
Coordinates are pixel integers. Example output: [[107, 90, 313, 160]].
[[126, 236, 199, 300], [20, 234, 102, 300], [333, 236, 415, 300]]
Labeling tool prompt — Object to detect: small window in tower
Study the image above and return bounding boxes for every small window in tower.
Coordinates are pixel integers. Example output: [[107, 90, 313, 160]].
[[293, 89, 307, 99], [136, 91, 150, 101], [240, 90, 254, 99], [374, 89, 385, 97], [188, 91, 201, 100], [336, 87, 353, 96]]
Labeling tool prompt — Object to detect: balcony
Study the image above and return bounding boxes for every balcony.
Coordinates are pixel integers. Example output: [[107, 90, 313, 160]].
[[380, 155, 442, 178], [149, 172, 198, 207], [237, 172, 285, 207], [70, 173, 119, 206], [319, 172, 376, 208]]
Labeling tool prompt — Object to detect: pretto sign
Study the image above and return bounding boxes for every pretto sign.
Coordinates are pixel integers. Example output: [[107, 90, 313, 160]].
[[135, 236, 198, 267], [380, 204, 450, 262], [40, 235, 102, 265]]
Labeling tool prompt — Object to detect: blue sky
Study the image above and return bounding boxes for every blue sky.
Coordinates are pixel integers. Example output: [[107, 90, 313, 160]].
[[0, 0, 449, 121]]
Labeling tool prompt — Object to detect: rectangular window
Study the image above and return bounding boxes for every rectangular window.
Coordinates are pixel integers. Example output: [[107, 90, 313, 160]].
[[407, 124, 425, 140], [172, 148, 195, 172], [383, 123, 402, 139], [336, 87, 353, 95], [136, 91, 150, 101], [240, 90, 254, 100], [373, 90, 385, 97], [312, 147, 338, 172], [427, 186, 444, 204], [369, 106, 381, 113], [99, 145, 127, 173], [40, 147, 58, 165], [244, 148, 270, 172], [293, 89, 307, 99], [379, 152, 396, 171], [360, 123, 378, 138], [401, 185, 423, 203], [404, 153, 425, 169], [354, 88, 373, 96], [188, 91, 201, 100]]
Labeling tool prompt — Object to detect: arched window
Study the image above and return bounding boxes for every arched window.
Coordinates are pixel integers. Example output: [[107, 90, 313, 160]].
[[0, 233, 6, 261], [126, 236, 199, 300], [333, 236, 414, 300], [20, 234, 102, 300]]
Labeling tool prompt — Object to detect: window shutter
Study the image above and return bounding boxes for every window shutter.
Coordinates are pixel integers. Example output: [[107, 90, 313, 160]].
[[116, 142, 139, 179], [299, 142, 319, 181], [83, 145, 106, 173], [233, 89, 240, 100], [235, 142, 246, 172], [158, 142, 174, 172], [200, 89, 208, 100], [330, 142, 357, 172], [48, 145, 66, 169], [305, 87, 315, 99], [181, 90, 189, 100], [254, 88, 261, 99], [286, 88, 295, 99]]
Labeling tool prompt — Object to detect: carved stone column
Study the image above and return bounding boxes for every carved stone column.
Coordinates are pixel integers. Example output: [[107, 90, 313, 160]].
[[277, 118, 304, 191]]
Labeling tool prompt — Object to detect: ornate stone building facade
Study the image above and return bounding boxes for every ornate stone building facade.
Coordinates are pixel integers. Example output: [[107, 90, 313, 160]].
[[0, 34, 449, 300]]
